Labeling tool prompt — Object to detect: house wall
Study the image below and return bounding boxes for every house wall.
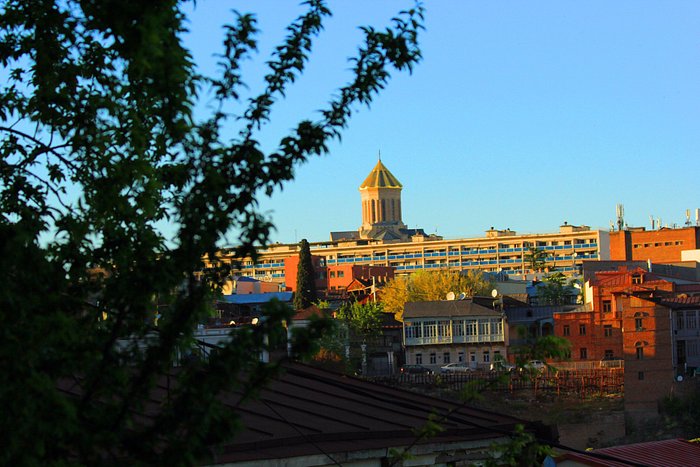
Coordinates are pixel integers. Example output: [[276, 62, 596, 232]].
[[327, 264, 394, 292], [405, 343, 508, 370], [621, 297, 675, 418], [283, 255, 327, 292]]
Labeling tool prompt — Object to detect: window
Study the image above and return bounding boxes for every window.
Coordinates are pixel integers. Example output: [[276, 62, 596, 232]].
[[580, 348, 588, 359], [638, 371, 644, 380], [636, 347, 644, 360], [423, 321, 437, 340], [438, 320, 451, 339], [483, 351, 490, 363], [415, 353, 422, 365], [404, 322, 422, 340], [687, 312, 697, 329], [429, 353, 436, 364], [337, 270, 345, 278], [604, 325, 613, 337], [452, 320, 464, 337], [632, 274, 642, 284], [579, 324, 586, 336], [676, 312, 685, 330], [443, 352, 451, 364], [602, 300, 612, 313], [635, 318, 643, 330], [563, 325, 570, 336], [458, 351, 465, 363], [604, 349, 614, 360], [329, 271, 336, 278], [479, 320, 490, 336], [465, 320, 477, 336]]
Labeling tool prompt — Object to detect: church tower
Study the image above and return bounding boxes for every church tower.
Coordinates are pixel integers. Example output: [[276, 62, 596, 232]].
[[358, 158, 407, 239]]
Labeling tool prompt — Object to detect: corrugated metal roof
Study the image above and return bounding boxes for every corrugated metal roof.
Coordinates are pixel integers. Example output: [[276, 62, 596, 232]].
[[210, 362, 532, 464], [404, 299, 502, 318], [359, 160, 402, 189], [57, 362, 543, 465], [556, 438, 700, 466]]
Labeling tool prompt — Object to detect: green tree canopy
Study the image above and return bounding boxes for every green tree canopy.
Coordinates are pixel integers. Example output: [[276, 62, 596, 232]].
[[336, 301, 384, 342], [0, 1, 423, 463], [537, 271, 579, 305], [294, 238, 317, 309], [382, 270, 494, 321], [525, 246, 547, 272]]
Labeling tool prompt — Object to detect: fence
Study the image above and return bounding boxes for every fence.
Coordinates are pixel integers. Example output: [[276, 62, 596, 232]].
[[373, 368, 624, 398]]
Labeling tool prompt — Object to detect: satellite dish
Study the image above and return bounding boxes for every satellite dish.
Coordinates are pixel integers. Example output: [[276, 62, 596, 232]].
[[446, 291, 456, 301], [458, 293, 466, 300], [491, 289, 499, 298]]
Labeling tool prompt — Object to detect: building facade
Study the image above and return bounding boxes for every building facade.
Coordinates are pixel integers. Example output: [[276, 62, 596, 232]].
[[212, 161, 609, 288], [609, 226, 700, 263], [403, 299, 507, 370]]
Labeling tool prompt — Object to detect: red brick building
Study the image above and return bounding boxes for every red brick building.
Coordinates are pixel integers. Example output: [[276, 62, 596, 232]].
[[609, 226, 700, 262], [555, 266, 686, 419], [284, 254, 394, 297]]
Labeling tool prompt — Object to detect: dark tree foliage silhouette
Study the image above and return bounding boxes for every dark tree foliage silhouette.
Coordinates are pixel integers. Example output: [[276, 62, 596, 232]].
[[0, 0, 423, 464], [294, 238, 317, 309]]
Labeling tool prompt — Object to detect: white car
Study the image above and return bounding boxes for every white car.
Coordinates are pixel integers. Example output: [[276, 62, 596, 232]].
[[522, 360, 546, 372], [490, 361, 516, 372], [440, 362, 472, 374]]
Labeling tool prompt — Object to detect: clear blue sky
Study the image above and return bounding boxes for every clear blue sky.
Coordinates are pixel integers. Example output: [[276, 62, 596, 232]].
[[184, 1, 700, 245]]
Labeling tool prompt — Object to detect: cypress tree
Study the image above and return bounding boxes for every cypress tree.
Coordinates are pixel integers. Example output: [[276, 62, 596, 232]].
[[294, 239, 317, 309]]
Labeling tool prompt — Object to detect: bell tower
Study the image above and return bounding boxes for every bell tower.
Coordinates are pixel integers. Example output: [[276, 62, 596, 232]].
[[359, 156, 406, 239]]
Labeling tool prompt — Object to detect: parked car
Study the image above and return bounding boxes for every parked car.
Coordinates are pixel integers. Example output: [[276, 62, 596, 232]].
[[489, 361, 516, 372], [399, 364, 433, 375], [521, 360, 546, 372], [440, 362, 472, 374]]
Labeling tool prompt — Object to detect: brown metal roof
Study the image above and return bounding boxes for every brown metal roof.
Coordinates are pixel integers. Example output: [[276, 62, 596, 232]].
[[209, 362, 531, 464], [557, 438, 700, 466], [404, 299, 503, 319], [58, 362, 535, 465]]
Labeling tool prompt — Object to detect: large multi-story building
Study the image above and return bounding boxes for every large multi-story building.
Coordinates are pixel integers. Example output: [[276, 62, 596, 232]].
[[214, 160, 610, 289]]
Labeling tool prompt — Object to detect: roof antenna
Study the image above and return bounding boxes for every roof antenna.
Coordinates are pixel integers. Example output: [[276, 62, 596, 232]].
[[378, 149, 381, 162]]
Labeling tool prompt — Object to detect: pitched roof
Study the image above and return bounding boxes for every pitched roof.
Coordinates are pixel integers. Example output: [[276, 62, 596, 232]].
[[555, 438, 700, 466], [57, 362, 542, 465], [404, 299, 502, 318], [359, 160, 402, 189], [293, 305, 327, 321], [210, 362, 534, 465], [654, 295, 700, 309]]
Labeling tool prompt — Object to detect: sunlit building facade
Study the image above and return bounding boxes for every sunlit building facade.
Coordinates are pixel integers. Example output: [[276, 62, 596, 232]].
[[212, 160, 610, 288]]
